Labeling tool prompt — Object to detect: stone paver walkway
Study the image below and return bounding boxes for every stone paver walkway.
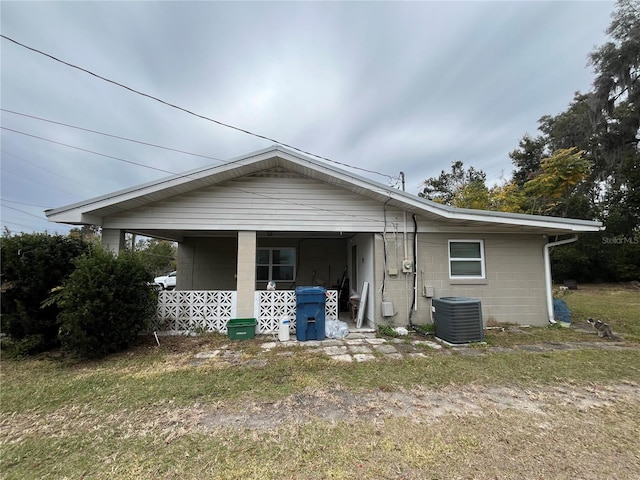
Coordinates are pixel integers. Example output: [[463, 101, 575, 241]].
[[252, 331, 633, 363], [190, 332, 634, 365], [258, 332, 443, 362]]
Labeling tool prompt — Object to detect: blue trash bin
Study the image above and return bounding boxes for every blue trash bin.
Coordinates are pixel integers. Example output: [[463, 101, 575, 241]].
[[295, 286, 327, 341]]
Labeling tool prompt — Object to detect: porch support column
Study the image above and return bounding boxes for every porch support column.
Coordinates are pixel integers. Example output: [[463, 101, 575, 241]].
[[101, 228, 125, 255], [236, 231, 257, 318]]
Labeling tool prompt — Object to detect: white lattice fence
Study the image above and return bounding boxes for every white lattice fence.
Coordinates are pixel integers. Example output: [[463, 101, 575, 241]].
[[326, 290, 338, 320], [255, 290, 296, 334], [153, 289, 337, 335], [154, 290, 237, 333], [255, 290, 338, 334]]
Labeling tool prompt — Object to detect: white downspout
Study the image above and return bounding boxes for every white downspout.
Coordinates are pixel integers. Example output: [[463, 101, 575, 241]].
[[544, 236, 578, 324], [403, 210, 408, 261], [413, 214, 418, 312]]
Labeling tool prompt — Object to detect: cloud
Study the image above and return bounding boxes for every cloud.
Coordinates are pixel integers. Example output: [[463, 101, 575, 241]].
[[0, 0, 615, 233]]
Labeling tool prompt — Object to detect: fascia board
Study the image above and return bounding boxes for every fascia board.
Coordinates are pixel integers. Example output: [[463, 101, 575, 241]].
[[45, 148, 284, 220], [371, 190, 602, 233], [271, 148, 602, 233], [44, 211, 103, 225], [44, 144, 604, 234]]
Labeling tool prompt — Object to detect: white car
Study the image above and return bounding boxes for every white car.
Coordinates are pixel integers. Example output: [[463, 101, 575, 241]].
[[154, 271, 176, 290]]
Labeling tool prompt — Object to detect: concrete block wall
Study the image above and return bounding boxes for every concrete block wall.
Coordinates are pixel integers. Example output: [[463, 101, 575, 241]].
[[101, 228, 125, 255], [235, 231, 257, 318], [374, 232, 414, 326], [376, 232, 549, 327], [178, 237, 238, 290]]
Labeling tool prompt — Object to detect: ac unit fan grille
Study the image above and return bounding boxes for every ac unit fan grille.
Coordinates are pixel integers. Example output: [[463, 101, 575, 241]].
[[432, 297, 483, 344]]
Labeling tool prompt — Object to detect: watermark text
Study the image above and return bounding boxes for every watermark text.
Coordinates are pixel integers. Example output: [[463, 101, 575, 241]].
[[602, 236, 639, 245]]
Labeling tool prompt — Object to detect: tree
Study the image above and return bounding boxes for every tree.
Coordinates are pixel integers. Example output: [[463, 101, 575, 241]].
[[509, 135, 547, 187], [488, 181, 525, 213], [420, 161, 488, 208], [417, 2, 639, 281], [538, 93, 600, 154], [523, 148, 592, 217], [133, 238, 177, 276], [589, 0, 640, 234], [590, 0, 640, 117], [0, 232, 89, 354], [69, 225, 101, 244], [553, 0, 640, 282], [452, 181, 490, 210]]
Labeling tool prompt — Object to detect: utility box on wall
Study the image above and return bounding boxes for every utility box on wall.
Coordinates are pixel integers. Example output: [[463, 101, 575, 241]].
[[381, 301, 394, 317], [423, 285, 434, 298], [432, 297, 483, 344]]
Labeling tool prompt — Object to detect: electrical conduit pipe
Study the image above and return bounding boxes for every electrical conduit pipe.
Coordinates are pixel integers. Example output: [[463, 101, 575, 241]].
[[543, 236, 578, 324]]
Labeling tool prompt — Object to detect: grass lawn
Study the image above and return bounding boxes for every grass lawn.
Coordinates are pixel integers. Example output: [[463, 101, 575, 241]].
[[1, 284, 639, 479], [561, 283, 640, 342]]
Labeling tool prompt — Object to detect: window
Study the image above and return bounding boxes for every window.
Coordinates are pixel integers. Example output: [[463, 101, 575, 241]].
[[448, 240, 485, 279], [256, 248, 295, 282]]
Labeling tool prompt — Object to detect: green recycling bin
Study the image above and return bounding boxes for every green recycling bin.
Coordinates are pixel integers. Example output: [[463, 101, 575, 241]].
[[227, 318, 257, 340]]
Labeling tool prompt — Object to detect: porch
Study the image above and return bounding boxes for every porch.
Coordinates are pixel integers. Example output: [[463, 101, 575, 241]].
[[152, 289, 372, 335]]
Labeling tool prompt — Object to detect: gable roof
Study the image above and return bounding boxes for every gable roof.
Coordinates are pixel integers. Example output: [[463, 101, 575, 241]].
[[45, 145, 602, 234]]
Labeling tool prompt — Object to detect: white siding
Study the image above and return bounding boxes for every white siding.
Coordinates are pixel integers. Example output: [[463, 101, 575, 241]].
[[102, 175, 405, 232]]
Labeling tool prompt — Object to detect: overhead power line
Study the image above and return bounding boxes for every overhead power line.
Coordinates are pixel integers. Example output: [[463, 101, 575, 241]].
[[1, 108, 226, 164], [2, 148, 99, 195], [1, 203, 47, 220], [1, 198, 50, 208], [2, 126, 390, 225], [1, 34, 397, 182], [2, 220, 50, 233], [0, 42, 417, 228], [1, 127, 174, 175]]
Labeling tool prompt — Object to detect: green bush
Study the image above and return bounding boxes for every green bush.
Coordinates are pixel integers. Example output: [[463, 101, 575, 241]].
[[56, 247, 157, 358], [413, 323, 436, 334], [1, 232, 89, 354], [378, 325, 400, 338]]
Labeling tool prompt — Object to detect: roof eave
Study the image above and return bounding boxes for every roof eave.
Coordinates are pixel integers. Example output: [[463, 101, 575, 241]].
[[44, 145, 604, 234]]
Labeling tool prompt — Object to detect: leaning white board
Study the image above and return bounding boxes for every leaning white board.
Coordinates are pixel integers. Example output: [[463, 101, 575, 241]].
[[356, 281, 368, 329]]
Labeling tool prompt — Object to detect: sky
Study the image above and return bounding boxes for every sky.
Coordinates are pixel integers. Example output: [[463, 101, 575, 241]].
[[1, 1, 616, 235]]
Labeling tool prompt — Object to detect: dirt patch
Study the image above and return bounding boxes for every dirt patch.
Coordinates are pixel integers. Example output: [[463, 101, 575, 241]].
[[136, 333, 228, 354], [4, 382, 639, 443], [197, 382, 640, 431]]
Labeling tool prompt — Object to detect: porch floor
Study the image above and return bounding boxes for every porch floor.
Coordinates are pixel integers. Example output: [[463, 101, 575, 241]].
[[337, 311, 375, 333]]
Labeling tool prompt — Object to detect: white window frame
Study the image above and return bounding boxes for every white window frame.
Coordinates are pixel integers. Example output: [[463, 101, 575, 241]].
[[448, 239, 486, 279], [256, 247, 296, 282]]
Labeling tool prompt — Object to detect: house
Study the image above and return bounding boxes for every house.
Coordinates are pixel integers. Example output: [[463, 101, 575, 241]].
[[46, 146, 602, 332]]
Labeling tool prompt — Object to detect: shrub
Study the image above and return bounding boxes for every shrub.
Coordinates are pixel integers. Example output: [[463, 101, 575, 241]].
[[56, 247, 157, 358], [378, 325, 400, 337], [413, 323, 436, 334], [0, 232, 89, 354]]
